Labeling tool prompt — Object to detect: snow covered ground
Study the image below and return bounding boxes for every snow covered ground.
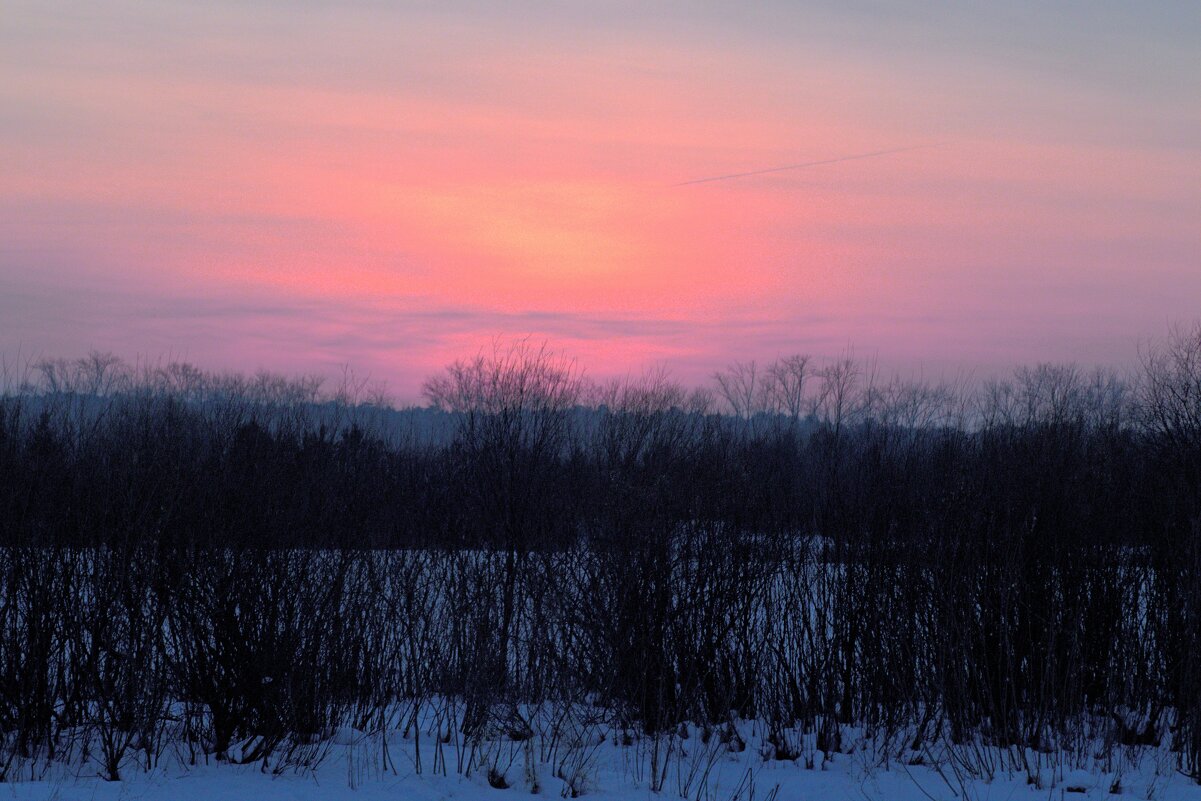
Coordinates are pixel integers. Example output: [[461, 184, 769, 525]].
[[5, 722, 1200, 801]]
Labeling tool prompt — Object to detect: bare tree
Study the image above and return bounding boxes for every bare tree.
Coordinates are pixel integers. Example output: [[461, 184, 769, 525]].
[[713, 360, 762, 421], [1140, 322, 1201, 450], [764, 355, 811, 423]]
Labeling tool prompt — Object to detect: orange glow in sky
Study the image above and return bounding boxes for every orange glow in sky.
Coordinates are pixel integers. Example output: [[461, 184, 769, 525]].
[[3, 2, 1199, 396]]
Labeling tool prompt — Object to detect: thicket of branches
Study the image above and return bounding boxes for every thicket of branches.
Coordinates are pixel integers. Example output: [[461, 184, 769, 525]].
[[0, 328, 1199, 785]]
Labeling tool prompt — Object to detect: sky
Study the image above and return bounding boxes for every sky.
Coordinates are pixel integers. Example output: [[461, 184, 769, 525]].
[[2, 1, 1200, 398]]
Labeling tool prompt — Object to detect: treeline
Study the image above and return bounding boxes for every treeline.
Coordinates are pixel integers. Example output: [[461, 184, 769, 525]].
[[0, 330, 1198, 784]]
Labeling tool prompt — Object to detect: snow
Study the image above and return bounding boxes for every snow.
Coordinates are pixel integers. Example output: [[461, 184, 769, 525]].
[[4, 722, 1200, 801]]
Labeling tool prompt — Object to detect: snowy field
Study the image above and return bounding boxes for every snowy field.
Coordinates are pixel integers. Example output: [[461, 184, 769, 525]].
[[0, 544, 1198, 800], [4, 720, 1200, 801]]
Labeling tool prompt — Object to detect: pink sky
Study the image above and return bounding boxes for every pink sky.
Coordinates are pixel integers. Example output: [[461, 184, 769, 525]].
[[2, 2, 1199, 398]]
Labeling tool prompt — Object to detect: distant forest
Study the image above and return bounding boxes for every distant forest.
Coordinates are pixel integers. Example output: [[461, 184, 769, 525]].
[[0, 327, 1198, 783]]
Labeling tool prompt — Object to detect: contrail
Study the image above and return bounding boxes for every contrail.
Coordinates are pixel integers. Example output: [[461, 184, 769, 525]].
[[673, 143, 941, 187]]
